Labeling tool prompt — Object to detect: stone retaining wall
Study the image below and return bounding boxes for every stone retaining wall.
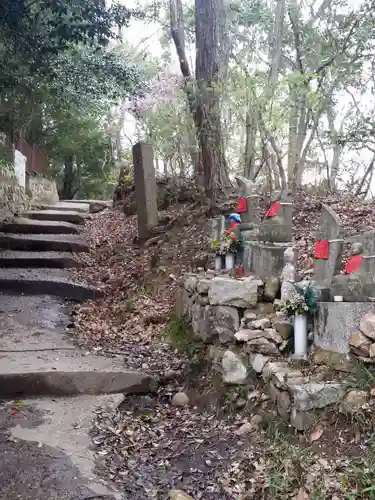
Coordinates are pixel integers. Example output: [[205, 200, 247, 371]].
[[181, 271, 364, 430], [0, 175, 29, 223], [27, 174, 59, 205]]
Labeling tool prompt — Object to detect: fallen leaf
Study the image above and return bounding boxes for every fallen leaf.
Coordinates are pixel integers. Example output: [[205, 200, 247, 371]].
[[309, 424, 324, 443]]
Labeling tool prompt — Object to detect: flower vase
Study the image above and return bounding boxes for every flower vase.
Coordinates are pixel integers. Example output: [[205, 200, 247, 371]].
[[215, 255, 222, 271], [225, 252, 235, 270], [293, 314, 308, 360]]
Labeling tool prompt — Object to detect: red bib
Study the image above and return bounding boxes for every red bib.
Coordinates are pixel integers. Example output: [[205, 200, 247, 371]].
[[265, 201, 280, 217], [344, 255, 363, 274], [314, 240, 329, 259], [237, 197, 247, 213]]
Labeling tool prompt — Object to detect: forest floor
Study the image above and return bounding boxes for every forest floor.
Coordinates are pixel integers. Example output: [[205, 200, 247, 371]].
[[70, 195, 375, 500]]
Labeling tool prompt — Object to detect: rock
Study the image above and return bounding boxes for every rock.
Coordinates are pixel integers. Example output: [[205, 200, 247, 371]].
[[249, 353, 269, 373], [277, 391, 291, 419], [169, 490, 194, 500], [222, 351, 248, 384], [184, 275, 197, 295], [236, 397, 247, 408], [209, 277, 262, 308], [207, 345, 224, 365], [279, 339, 289, 352], [196, 278, 211, 295], [192, 305, 239, 343], [370, 344, 375, 358], [290, 408, 316, 430], [312, 347, 354, 373], [342, 390, 369, 412], [172, 392, 189, 407], [197, 294, 209, 306], [235, 329, 255, 342], [256, 302, 274, 314], [246, 337, 281, 356], [264, 277, 280, 301], [349, 330, 371, 357], [251, 318, 271, 330], [360, 313, 375, 340], [244, 310, 257, 322], [273, 299, 282, 311], [272, 318, 292, 340], [287, 382, 345, 411], [235, 422, 253, 436], [263, 328, 283, 344]]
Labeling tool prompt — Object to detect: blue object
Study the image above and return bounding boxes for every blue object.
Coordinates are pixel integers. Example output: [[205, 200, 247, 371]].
[[229, 213, 241, 223]]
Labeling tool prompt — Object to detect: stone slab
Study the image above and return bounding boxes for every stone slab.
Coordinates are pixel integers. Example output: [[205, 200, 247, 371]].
[[22, 210, 85, 224], [314, 301, 375, 354], [40, 201, 90, 213], [0, 217, 80, 234], [208, 277, 261, 308], [0, 233, 88, 252], [60, 199, 111, 213], [0, 311, 154, 398], [287, 381, 345, 411], [0, 251, 82, 268], [0, 268, 102, 300]]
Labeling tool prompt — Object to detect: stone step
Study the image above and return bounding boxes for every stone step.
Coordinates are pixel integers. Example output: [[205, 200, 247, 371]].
[[0, 233, 88, 252], [0, 251, 83, 268], [0, 217, 80, 234], [0, 268, 102, 300], [22, 210, 85, 225], [60, 199, 110, 213], [0, 320, 154, 398], [40, 201, 90, 213]]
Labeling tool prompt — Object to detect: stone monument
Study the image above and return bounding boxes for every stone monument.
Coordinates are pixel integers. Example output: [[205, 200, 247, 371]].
[[312, 203, 344, 300], [132, 142, 158, 240], [243, 190, 293, 279], [234, 175, 262, 241]]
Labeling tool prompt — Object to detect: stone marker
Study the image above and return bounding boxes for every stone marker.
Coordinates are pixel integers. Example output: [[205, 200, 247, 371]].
[[280, 247, 295, 300], [312, 203, 344, 298], [132, 142, 158, 239]]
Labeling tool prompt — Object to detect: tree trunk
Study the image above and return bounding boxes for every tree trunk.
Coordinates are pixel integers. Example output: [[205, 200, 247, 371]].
[[243, 108, 257, 179], [61, 155, 76, 199], [195, 0, 231, 199]]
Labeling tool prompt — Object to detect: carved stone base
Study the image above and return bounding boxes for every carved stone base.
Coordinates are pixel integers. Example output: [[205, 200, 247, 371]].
[[243, 241, 290, 279]]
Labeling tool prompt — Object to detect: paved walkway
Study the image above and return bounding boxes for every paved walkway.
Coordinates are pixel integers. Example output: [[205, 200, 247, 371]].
[[0, 200, 147, 499]]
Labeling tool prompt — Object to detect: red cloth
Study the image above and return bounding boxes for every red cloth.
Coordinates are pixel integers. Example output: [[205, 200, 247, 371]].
[[265, 201, 280, 217], [344, 255, 363, 274], [228, 221, 239, 233], [237, 197, 247, 213], [314, 240, 329, 259]]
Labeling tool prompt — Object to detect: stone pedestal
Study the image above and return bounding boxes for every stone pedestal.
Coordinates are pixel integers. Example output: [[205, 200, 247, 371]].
[[243, 241, 288, 279], [313, 302, 375, 354]]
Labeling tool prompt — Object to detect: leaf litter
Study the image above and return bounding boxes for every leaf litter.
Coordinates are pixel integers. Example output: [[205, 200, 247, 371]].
[[71, 201, 375, 499]]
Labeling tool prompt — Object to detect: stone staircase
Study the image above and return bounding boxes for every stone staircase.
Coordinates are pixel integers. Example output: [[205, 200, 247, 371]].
[[0, 201, 98, 299], [0, 200, 151, 499]]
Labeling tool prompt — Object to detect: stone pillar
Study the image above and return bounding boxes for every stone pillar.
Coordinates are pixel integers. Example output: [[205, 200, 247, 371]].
[[132, 142, 158, 240]]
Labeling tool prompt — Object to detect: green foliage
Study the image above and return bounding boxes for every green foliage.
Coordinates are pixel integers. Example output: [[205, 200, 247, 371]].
[[164, 313, 198, 356]]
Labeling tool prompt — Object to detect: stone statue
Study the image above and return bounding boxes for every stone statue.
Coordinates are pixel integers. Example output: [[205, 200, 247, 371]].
[[281, 247, 295, 300], [235, 175, 260, 197]]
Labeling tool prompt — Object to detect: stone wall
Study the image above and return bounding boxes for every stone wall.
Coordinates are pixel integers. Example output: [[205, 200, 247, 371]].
[[181, 271, 362, 430], [26, 174, 59, 205], [0, 175, 29, 223]]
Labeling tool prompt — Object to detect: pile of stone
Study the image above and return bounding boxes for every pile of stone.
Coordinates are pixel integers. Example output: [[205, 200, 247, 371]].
[[183, 271, 291, 356], [349, 312, 375, 361]]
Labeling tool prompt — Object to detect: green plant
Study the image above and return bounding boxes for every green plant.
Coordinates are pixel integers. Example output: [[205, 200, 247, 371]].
[[164, 313, 199, 355], [282, 282, 319, 317], [211, 238, 220, 254]]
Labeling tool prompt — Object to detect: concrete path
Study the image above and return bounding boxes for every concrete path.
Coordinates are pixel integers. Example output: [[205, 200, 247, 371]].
[[0, 200, 149, 498]]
